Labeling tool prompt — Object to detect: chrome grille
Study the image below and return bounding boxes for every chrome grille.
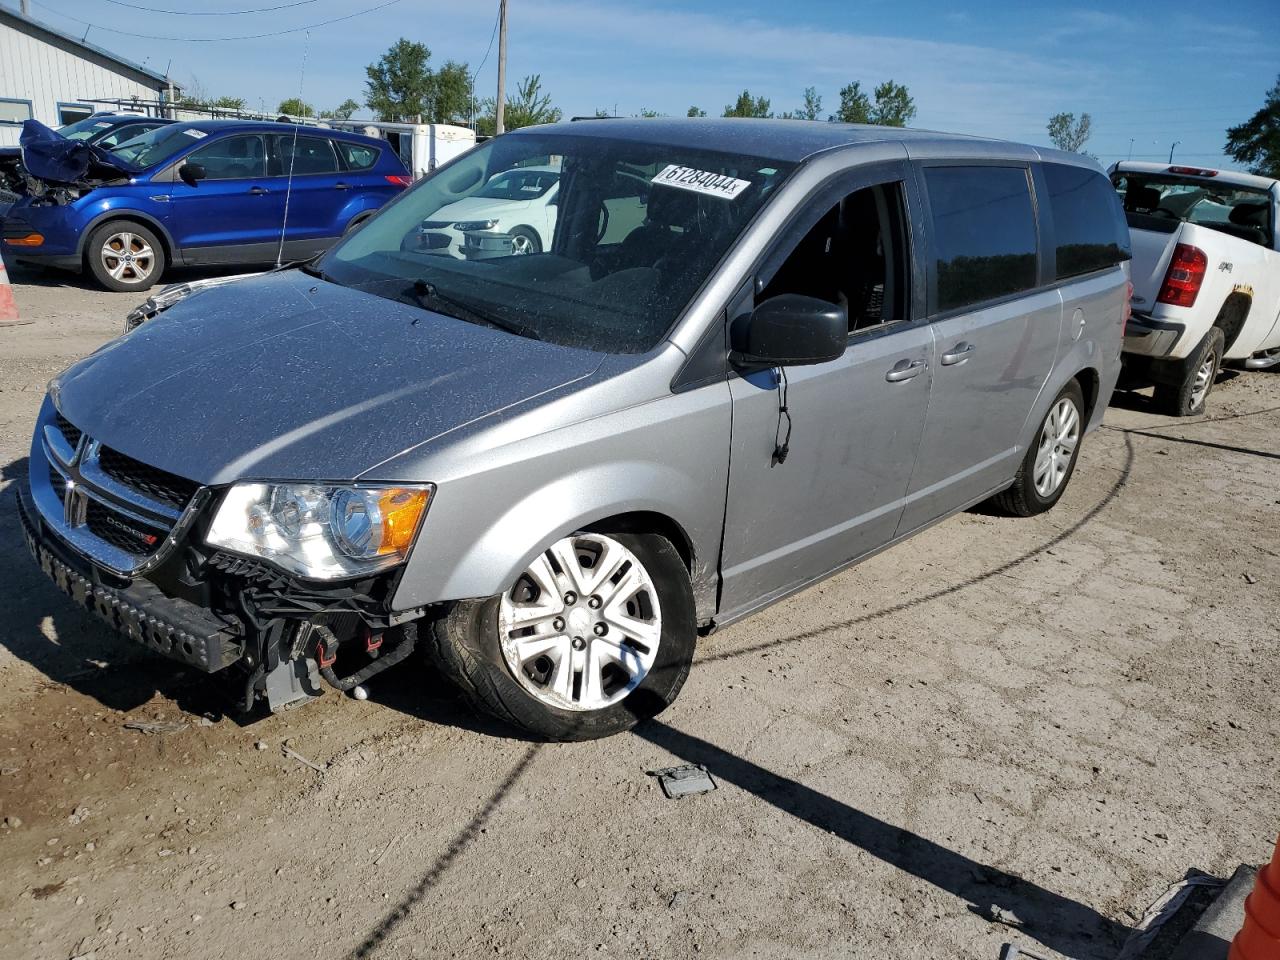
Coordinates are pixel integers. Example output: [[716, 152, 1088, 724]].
[[98, 446, 200, 510], [55, 413, 82, 449], [31, 408, 207, 577]]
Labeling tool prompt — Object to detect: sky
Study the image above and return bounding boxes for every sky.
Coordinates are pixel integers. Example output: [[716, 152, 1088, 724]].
[[16, 0, 1280, 171]]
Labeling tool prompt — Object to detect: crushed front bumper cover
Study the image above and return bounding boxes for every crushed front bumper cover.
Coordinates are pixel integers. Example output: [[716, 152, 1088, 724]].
[[18, 488, 245, 672]]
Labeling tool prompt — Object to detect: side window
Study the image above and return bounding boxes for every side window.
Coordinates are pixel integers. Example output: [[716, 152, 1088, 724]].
[[1044, 164, 1130, 279], [924, 166, 1037, 312], [57, 103, 92, 125], [0, 98, 33, 125], [335, 140, 379, 171], [189, 135, 266, 179], [273, 135, 339, 175], [760, 182, 911, 332]]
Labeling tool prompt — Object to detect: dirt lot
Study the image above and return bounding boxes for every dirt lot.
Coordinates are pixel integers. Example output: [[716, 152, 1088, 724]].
[[1, 261, 1277, 960]]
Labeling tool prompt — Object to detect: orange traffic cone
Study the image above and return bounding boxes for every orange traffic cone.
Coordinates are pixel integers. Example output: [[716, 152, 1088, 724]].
[[0, 255, 21, 325], [1230, 835, 1280, 960]]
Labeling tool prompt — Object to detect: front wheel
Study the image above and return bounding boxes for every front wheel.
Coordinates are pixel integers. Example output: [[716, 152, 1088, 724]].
[[428, 530, 696, 740], [1154, 327, 1223, 417], [86, 221, 165, 292], [508, 226, 541, 256], [992, 379, 1085, 517]]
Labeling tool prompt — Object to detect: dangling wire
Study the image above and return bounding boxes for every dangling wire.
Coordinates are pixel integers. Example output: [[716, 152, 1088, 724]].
[[771, 366, 792, 467]]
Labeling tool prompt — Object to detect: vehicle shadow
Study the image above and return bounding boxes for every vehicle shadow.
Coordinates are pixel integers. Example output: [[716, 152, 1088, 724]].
[[4, 257, 265, 291], [346, 715, 1129, 960], [0, 455, 244, 720]]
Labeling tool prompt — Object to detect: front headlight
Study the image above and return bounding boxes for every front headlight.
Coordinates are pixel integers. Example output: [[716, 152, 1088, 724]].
[[453, 219, 499, 231], [206, 482, 432, 580]]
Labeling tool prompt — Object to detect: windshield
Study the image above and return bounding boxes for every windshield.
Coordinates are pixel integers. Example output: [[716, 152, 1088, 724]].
[[110, 124, 202, 169], [1112, 172, 1274, 247], [58, 116, 117, 141], [318, 132, 794, 353], [476, 167, 559, 200]]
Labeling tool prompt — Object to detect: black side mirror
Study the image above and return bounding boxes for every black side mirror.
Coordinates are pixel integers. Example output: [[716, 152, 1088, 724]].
[[179, 162, 206, 186], [730, 294, 847, 368]]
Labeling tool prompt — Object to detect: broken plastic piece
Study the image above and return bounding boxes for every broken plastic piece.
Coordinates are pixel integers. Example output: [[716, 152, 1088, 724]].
[[648, 764, 716, 799]]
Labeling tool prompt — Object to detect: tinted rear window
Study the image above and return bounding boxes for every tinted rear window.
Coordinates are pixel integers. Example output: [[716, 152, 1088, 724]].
[[925, 166, 1038, 312], [1044, 164, 1130, 279], [335, 139, 379, 171]]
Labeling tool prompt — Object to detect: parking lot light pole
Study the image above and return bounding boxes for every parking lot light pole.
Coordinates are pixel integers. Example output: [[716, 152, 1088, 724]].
[[495, 0, 508, 135]]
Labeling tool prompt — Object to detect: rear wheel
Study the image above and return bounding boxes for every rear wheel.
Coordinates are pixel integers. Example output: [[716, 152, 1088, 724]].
[[86, 221, 165, 292], [428, 530, 695, 740], [1154, 327, 1223, 417], [992, 379, 1085, 517]]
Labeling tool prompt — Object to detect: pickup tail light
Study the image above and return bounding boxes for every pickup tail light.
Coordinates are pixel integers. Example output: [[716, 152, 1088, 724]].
[[1156, 244, 1208, 308], [1123, 280, 1133, 329], [385, 174, 412, 188]]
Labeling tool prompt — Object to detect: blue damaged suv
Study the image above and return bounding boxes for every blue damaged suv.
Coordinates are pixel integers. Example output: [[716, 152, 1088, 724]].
[[3, 120, 411, 291]]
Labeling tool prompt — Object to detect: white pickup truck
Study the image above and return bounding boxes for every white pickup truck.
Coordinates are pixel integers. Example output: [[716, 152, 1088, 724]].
[[1110, 162, 1280, 415]]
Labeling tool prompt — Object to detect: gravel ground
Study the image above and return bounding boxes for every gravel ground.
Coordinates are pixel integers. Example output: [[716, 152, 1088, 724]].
[[1, 261, 1277, 960]]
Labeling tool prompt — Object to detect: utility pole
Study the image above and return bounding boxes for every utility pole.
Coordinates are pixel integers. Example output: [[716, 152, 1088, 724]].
[[495, 0, 508, 135], [1169, 141, 1180, 163], [1127, 138, 1134, 160]]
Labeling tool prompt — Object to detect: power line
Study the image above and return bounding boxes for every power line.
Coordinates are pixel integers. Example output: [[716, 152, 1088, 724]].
[[471, 3, 500, 83], [98, 0, 322, 14], [32, 0, 402, 40]]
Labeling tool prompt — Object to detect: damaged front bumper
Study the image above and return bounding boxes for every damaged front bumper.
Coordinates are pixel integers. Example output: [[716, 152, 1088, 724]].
[[18, 488, 246, 671]]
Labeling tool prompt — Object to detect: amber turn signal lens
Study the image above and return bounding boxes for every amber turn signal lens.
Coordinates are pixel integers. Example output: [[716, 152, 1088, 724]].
[[377, 488, 431, 555], [4, 233, 44, 247]]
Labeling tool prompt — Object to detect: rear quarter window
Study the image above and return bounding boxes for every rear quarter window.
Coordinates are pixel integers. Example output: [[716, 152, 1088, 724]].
[[335, 140, 380, 171], [1044, 164, 1130, 280], [924, 165, 1038, 313]]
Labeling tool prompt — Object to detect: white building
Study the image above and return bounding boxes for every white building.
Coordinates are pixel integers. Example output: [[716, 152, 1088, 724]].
[[0, 5, 178, 147]]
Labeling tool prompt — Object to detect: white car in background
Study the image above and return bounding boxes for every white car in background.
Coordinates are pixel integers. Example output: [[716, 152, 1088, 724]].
[[417, 165, 560, 259]]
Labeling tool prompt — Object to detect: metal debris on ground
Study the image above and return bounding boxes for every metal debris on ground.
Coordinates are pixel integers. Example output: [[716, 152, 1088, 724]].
[[123, 720, 187, 735], [998, 945, 1053, 960], [648, 764, 717, 799], [1114, 871, 1226, 960], [281, 744, 327, 774]]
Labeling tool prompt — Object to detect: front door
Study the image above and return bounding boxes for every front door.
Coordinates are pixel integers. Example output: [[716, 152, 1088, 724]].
[[167, 133, 286, 264], [719, 168, 935, 620], [899, 164, 1062, 534]]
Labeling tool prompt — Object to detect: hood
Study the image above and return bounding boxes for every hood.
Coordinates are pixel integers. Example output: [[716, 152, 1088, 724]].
[[431, 195, 533, 222], [51, 270, 603, 485], [19, 119, 135, 185]]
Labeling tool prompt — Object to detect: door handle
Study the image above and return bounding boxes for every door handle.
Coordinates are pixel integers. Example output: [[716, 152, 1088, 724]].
[[334, 182, 351, 190], [885, 358, 927, 382], [940, 342, 975, 366], [248, 186, 269, 195]]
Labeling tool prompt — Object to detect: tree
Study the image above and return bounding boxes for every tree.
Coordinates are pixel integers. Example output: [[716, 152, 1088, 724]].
[[476, 75, 562, 135], [278, 98, 314, 117], [212, 96, 245, 111], [871, 81, 916, 126], [323, 98, 361, 120], [723, 90, 771, 118], [687, 105, 707, 117], [1047, 111, 1093, 152], [830, 81, 871, 123], [795, 86, 822, 121], [1225, 75, 1280, 178], [365, 39, 432, 120], [636, 107, 662, 118], [364, 39, 473, 123]]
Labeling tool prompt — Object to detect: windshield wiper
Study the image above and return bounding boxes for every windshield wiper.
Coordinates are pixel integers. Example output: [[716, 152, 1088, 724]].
[[407, 279, 540, 341]]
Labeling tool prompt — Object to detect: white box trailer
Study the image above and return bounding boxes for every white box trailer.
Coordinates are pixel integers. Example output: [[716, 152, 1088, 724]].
[[321, 120, 477, 180]]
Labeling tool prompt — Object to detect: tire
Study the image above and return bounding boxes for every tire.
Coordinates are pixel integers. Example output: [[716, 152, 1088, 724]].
[[508, 226, 541, 256], [85, 220, 165, 292], [992, 379, 1085, 517], [1153, 327, 1223, 417], [344, 213, 373, 235], [428, 530, 696, 741]]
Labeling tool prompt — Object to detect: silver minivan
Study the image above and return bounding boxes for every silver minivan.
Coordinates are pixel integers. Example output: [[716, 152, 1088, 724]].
[[20, 119, 1131, 740]]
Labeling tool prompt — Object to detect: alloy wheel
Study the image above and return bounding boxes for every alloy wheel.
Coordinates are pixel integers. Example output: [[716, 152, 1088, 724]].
[[1190, 351, 1217, 409], [100, 231, 155, 285], [1033, 397, 1080, 498], [499, 534, 662, 711]]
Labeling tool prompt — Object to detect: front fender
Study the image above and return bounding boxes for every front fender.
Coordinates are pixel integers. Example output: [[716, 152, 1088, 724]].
[[386, 372, 733, 622], [75, 202, 175, 261]]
